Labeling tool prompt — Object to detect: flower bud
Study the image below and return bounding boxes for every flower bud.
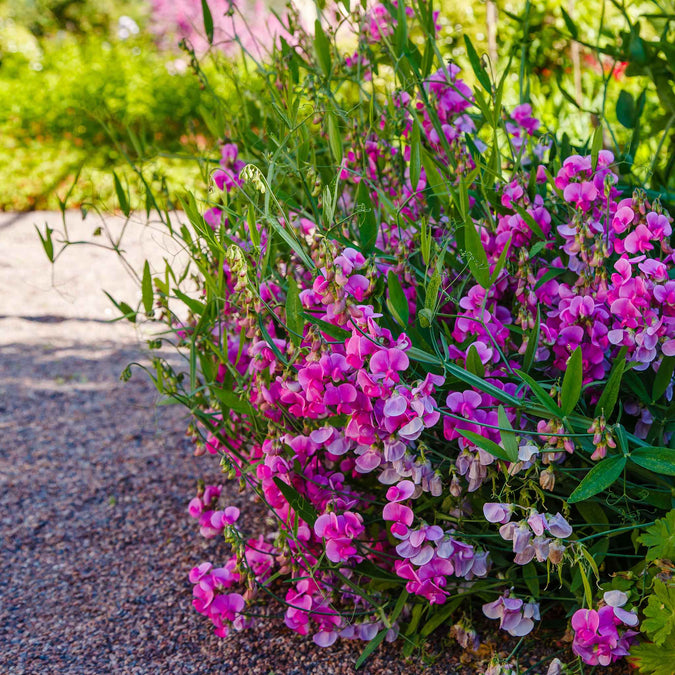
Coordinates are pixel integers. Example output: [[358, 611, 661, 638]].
[[540, 468, 555, 491]]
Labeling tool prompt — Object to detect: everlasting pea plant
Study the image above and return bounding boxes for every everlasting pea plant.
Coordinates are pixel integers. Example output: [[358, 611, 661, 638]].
[[40, 1, 675, 671]]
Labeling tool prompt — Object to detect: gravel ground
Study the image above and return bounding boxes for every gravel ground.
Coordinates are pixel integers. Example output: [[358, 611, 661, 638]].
[[0, 212, 631, 674]]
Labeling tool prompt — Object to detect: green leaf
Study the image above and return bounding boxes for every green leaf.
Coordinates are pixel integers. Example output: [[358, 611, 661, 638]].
[[567, 456, 626, 504], [534, 267, 567, 290], [560, 346, 583, 416], [420, 596, 463, 637], [498, 405, 519, 462], [590, 125, 603, 170], [113, 171, 130, 217], [560, 7, 578, 39], [35, 224, 54, 262], [575, 501, 609, 532], [201, 0, 214, 44], [465, 344, 485, 378], [174, 288, 205, 316], [327, 109, 342, 164], [522, 305, 540, 374], [303, 313, 351, 341], [653, 356, 675, 402], [639, 511, 675, 562], [285, 278, 304, 347], [410, 121, 421, 194], [273, 477, 317, 526], [314, 20, 332, 79], [513, 205, 544, 239], [212, 387, 253, 416], [617, 90, 636, 129], [424, 268, 441, 313], [463, 35, 491, 92], [463, 215, 490, 289], [141, 261, 153, 315], [103, 291, 136, 323], [522, 561, 539, 598], [389, 588, 409, 625], [447, 362, 521, 406], [407, 346, 443, 366], [356, 181, 378, 253], [630, 632, 675, 675], [258, 315, 288, 366], [490, 235, 512, 284], [456, 429, 516, 464], [247, 204, 260, 250], [387, 269, 410, 327], [642, 579, 675, 645], [594, 349, 626, 418], [515, 370, 562, 417], [355, 628, 388, 670], [630, 447, 675, 476]]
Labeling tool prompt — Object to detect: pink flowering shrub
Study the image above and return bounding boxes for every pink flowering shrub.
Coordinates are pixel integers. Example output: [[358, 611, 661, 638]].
[[43, 0, 675, 670]]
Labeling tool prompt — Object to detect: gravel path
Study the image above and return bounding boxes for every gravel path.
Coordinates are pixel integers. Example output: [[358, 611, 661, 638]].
[[0, 212, 628, 674]]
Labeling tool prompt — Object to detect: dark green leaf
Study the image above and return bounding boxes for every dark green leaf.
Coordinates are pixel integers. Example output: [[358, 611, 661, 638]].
[[594, 348, 626, 418], [567, 456, 626, 504], [516, 370, 562, 416], [465, 344, 485, 378], [314, 20, 332, 78], [285, 278, 304, 346], [420, 596, 463, 637], [387, 269, 410, 327], [523, 305, 541, 374], [410, 121, 421, 194], [616, 90, 636, 129], [534, 266, 567, 290], [201, 0, 214, 44], [456, 429, 516, 464], [113, 171, 130, 217], [561, 346, 583, 416], [273, 477, 318, 526], [630, 446, 675, 476], [356, 181, 378, 253], [497, 405, 519, 462], [35, 224, 54, 262], [653, 356, 675, 402], [355, 628, 388, 670], [463, 35, 491, 92], [522, 561, 540, 598], [212, 387, 254, 416], [590, 125, 604, 169], [561, 7, 578, 39], [490, 236, 512, 285], [258, 315, 288, 366], [447, 362, 521, 406], [303, 313, 351, 341]]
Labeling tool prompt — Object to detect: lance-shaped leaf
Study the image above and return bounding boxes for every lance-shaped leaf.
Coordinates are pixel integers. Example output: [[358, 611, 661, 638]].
[[594, 348, 626, 417], [285, 277, 304, 346], [561, 346, 583, 416], [387, 270, 409, 327], [630, 446, 675, 476], [314, 20, 332, 78], [568, 455, 626, 504], [456, 429, 517, 464]]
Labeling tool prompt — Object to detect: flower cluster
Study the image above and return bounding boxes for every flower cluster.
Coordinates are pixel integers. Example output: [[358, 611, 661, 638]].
[[571, 592, 638, 666], [143, 2, 674, 667]]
